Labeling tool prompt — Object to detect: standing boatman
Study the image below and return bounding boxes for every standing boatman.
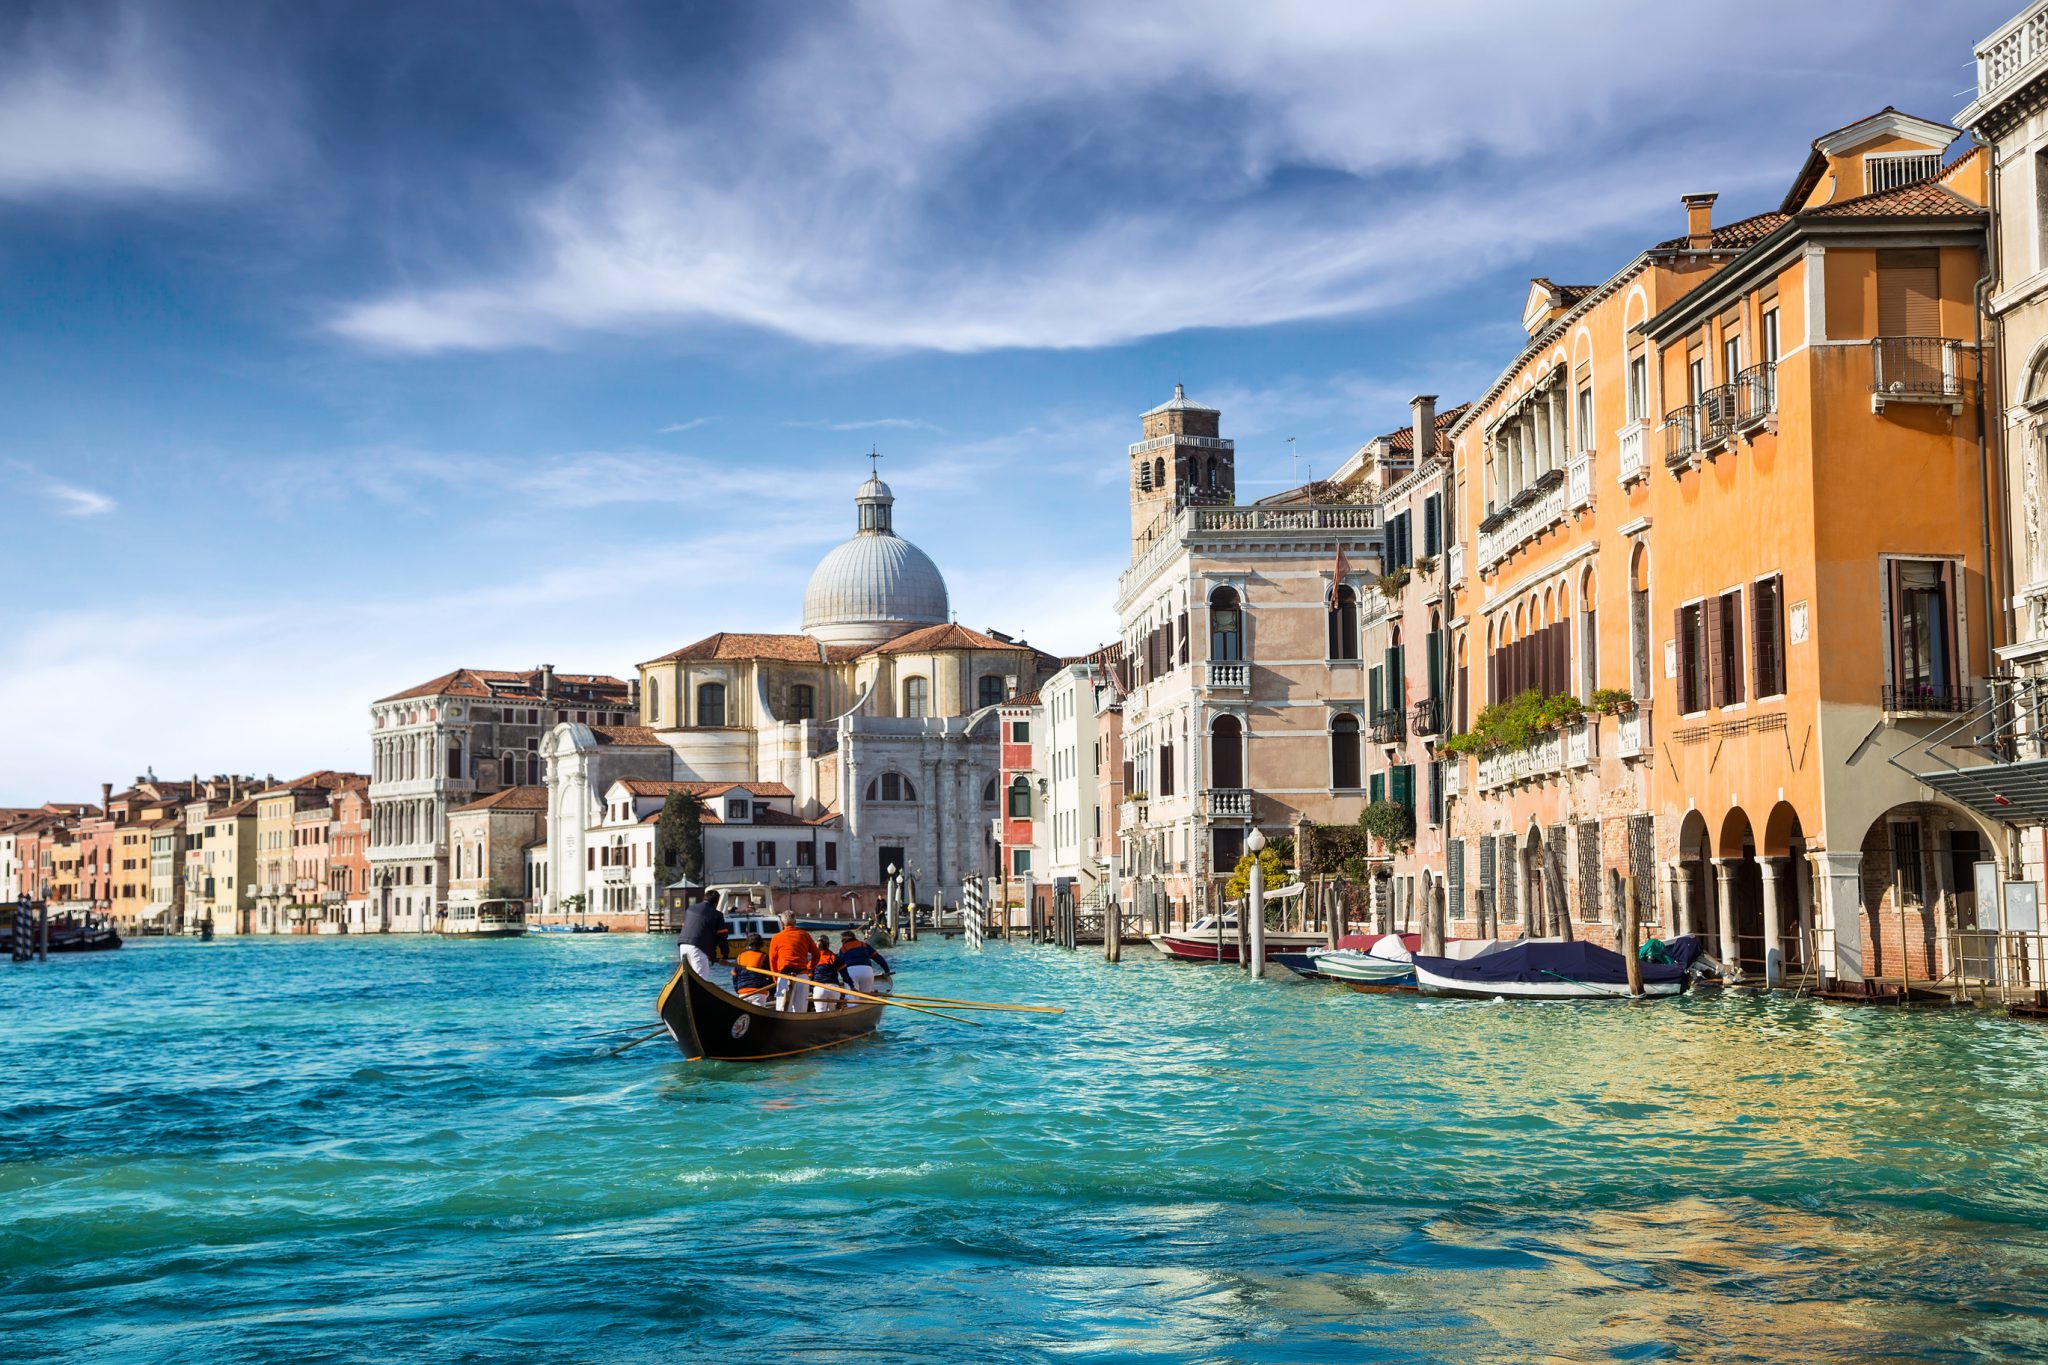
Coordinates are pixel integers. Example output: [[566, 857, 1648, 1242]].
[[767, 915, 817, 1013], [676, 892, 727, 978]]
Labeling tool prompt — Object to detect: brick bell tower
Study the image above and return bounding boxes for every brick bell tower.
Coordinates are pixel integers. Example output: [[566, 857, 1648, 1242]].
[[1129, 384, 1234, 557]]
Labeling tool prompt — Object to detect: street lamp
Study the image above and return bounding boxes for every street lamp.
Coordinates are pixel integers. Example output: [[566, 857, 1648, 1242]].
[[1246, 825, 1267, 978]]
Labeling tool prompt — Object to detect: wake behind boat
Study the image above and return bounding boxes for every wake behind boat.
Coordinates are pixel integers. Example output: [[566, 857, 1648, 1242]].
[[1410, 936, 1702, 1000]]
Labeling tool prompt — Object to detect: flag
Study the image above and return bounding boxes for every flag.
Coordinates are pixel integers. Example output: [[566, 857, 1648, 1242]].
[[1328, 545, 1349, 608]]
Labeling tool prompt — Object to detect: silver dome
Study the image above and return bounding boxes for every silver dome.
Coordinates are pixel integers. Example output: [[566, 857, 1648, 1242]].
[[801, 476, 950, 647]]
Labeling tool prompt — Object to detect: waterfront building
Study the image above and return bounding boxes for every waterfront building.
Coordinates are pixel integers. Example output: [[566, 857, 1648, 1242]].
[[1036, 659, 1109, 898], [447, 786, 548, 913], [198, 797, 259, 935], [369, 666, 633, 932], [291, 802, 332, 929], [254, 771, 358, 934], [1444, 109, 1999, 987], [328, 779, 371, 930], [996, 689, 1039, 896], [1111, 385, 1384, 923]]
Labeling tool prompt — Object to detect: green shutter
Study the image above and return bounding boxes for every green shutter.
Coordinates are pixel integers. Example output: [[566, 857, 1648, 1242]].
[[1369, 665, 1383, 715], [1390, 764, 1415, 815], [1370, 772, 1385, 803], [1427, 631, 1443, 703]]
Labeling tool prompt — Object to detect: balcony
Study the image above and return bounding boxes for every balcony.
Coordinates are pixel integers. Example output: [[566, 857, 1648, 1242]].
[[1872, 337, 1964, 411], [1443, 760, 1462, 800], [600, 865, 629, 884], [1617, 703, 1652, 760], [1566, 452, 1592, 511], [1699, 385, 1738, 452], [1566, 717, 1595, 769], [1661, 406, 1698, 471], [1120, 502, 1383, 607], [1475, 472, 1568, 575], [1883, 684, 1978, 716], [1370, 708, 1406, 745], [1410, 696, 1442, 738], [1616, 419, 1648, 484], [1202, 788, 1253, 819], [1446, 541, 1466, 587], [1736, 362, 1776, 430], [1965, 6, 2048, 126], [1475, 729, 1565, 793], [1206, 661, 1248, 690]]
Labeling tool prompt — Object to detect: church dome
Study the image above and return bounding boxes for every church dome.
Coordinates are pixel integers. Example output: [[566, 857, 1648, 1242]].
[[801, 475, 950, 648]]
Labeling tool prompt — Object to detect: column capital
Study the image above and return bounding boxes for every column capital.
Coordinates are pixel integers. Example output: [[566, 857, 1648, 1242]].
[[1757, 857, 1783, 881], [1809, 849, 1863, 876]]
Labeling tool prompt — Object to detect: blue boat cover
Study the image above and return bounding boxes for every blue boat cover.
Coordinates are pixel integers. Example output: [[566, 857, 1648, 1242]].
[[1411, 936, 1698, 987]]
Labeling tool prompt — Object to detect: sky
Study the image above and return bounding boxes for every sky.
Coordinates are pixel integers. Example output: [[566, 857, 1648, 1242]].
[[0, 0, 2013, 803]]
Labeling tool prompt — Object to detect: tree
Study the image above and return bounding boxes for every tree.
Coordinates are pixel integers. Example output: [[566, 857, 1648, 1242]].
[[1224, 846, 1294, 902], [1358, 800, 1414, 853], [657, 790, 705, 886]]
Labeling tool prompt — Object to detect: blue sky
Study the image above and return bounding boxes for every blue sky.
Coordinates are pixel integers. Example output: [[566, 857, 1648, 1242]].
[[0, 0, 2010, 802]]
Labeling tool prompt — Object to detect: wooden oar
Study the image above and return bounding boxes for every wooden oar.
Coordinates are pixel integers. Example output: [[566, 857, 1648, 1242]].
[[752, 966, 982, 1026], [885, 991, 1064, 1014], [578, 1022, 666, 1040], [599, 1029, 670, 1057]]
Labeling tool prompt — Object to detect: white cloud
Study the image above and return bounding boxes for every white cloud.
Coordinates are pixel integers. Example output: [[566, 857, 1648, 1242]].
[[0, 7, 239, 199], [658, 418, 713, 433], [327, 0, 1937, 355], [44, 481, 115, 517], [785, 417, 940, 433]]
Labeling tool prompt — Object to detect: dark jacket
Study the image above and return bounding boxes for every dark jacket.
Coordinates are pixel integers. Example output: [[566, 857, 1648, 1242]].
[[677, 900, 728, 953], [838, 942, 888, 974]]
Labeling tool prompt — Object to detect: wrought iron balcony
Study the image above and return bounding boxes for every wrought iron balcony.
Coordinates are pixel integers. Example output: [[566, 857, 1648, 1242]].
[[1661, 406, 1698, 469], [1410, 696, 1441, 737], [1699, 385, 1739, 449], [1736, 362, 1776, 429], [1883, 684, 1978, 715], [1872, 337, 1963, 408], [1370, 708, 1406, 744]]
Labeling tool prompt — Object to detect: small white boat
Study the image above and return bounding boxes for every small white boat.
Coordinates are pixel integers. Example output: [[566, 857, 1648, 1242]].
[[1309, 933, 1417, 983], [439, 898, 528, 939]]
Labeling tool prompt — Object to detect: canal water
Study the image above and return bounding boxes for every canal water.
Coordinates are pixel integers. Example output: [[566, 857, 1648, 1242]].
[[7, 935, 2048, 1362]]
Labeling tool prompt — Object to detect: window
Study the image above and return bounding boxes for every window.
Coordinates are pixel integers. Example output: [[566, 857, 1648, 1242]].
[[1866, 152, 1938, 195], [903, 676, 929, 718], [731, 841, 745, 867], [726, 799, 748, 820], [1385, 511, 1412, 572], [1008, 777, 1031, 818], [1428, 760, 1444, 827], [447, 744, 463, 780], [1877, 249, 1940, 337], [1328, 585, 1359, 660], [1627, 353, 1647, 421], [1012, 848, 1032, 874], [866, 772, 917, 802], [1889, 559, 1959, 705], [754, 802, 770, 820], [1331, 715, 1361, 789], [1688, 354, 1706, 406], [1211, 715, 1244, 788], [982, 777, 997, 803], [1209, 587, 1242, 661], [756, 840, 776, 867], [1708, 589, 1744, 708], [648, 682, 660, 723], [1389, 764, 1415, 819], [1752, 575, 1786, 698], [796, 842, 814, 867], [1422, 495, 1441, 557], [788, 684, 815, 722], [825, 843, 838, 872], [978, 675, 1005, 709], [1575, 387, 1593, 451], [697, 682, 727, 728], [1762, 309, 1780, 364], [1010, 720, 1030, 743], [1154, 457, 1165, 489], [1676, 602, 1709, 715]]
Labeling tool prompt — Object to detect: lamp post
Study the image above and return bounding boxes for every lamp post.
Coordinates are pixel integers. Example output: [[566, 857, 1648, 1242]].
[[1247, 825, 1268, 978]]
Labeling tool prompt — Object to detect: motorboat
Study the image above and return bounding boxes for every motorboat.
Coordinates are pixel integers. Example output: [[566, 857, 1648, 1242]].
[[1149, 915, 1330, 962], [1410, 936, 1702, 1000], [438, 898, 528, 939], [1309, 933, 1420, 985]]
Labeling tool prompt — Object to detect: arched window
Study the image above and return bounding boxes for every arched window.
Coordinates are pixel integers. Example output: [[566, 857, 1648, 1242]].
[[1328, 585, 1359, 660], [648, 681, 660, 723], [904, 676, 930, 718], [982, 777, 998, 803], [1331, 714, 1361, 789], [1211, 714, 1244, 789], [1154, 457, 1166, 490], [1207, 456, 1219, 490], [978, 675, 1005, 709], [1578, 567, 1599, 698], [865, 772, 917, 802], [1008, 775, 1031, 818], [1629, 544, 1652, 700], [697, 682, 726, 728], [789, 683, 816, 722], [1210, 587, 1243, 661]]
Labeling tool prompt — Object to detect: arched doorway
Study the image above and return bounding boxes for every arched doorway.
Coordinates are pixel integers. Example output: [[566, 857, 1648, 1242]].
[[1853, 802, 1994, 988], [1716, 808, 1760, 977], [1761, 801, 1813, 985], [1675, 809, 1711, 943], [1523, 823, 1546, 939]]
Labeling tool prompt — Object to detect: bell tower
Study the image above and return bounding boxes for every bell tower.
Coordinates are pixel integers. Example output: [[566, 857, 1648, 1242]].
[[1129, 384, 1233, 558]]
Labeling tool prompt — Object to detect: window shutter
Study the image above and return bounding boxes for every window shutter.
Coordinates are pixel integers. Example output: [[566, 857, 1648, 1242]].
[[1886, 560, 1905, 691], [1427, 631, 1444, 703], [1753, 578, 1782, 696], [1370, 772, 1385, 803], [1177, 612, 1189, 666], [1877, 249, 1940, 336], [1457, 664, 1469, 731], [1423, 495, 1441, 557], [1674, 607, 1692, 712], [1369, 665, 1383, 715], [1722, 591, 1744, 706], [1551, 621, 1569, 697], [1390, 764, 1414, 814], [1389, 644, 1405, 705], [1122, 759, 1134, 793], [1705, 596, 1726, 707]]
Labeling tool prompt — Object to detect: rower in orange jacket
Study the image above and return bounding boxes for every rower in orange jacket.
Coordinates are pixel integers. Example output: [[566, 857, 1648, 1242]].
[[767, 918, 817, 1013]]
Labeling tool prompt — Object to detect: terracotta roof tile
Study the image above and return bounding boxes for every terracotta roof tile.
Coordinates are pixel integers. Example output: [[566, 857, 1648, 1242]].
[[645, 633, 826, 665], [1803, 179, 1981, 219], [677, 807, 823, 828], [1385, 402, 1475, 454], [587, 725, 666, 747], [615, 778, 795, 799], [868, 622, 1027, 655], [377, 667, 630, 705], [1653, 209, 1790, 252], [452, 786, 549, 813]]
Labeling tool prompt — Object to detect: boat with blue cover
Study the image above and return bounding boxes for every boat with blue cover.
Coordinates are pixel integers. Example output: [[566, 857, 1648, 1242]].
[[1410, 936, 1702, 1000]]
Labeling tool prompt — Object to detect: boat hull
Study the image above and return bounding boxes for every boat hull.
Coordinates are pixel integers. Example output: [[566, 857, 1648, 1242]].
[[1149, 931, 1330, 962], [1308, 949, 1416, 984], [1411, 961, 1684, 1000], [657, 965, 884, 1062], [438, 928, 527, 939]]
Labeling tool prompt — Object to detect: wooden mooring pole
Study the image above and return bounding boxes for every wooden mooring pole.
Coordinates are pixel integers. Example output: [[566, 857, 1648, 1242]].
[[1623, 874, 1643, 997]]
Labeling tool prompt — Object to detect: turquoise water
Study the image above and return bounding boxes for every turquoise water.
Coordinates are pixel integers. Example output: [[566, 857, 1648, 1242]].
[[7, 937, 2048, 1363]]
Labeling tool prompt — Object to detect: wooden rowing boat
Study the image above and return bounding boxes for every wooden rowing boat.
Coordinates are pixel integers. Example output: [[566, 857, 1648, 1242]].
[[655, 964, 885, 1062]]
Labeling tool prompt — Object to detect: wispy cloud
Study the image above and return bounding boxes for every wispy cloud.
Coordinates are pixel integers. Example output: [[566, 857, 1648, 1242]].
[[326, 0, 1943, 356], [658, 418, 713, 433], [784, 417, 940, 433], [44, 481, 115, 517]]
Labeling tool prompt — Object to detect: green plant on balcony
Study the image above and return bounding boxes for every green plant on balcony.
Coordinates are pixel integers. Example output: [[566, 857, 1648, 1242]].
[[1123, 790, 1149, 803], [1590, 686, 1636, 715], [1377, 568, 1411, 599], [1437, 688, 1585, 756], [1358, 799, 1414, 853], [1413, 553, 1438, 577], [1534, 692, 1585, 731]]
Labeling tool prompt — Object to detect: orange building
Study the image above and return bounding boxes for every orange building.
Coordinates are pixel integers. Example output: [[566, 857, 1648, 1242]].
[[1445, 109, 1999, 989]]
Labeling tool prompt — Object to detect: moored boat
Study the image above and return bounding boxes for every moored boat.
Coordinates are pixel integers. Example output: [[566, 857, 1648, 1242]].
[[1150, 916, 1329, 962], [656, 963, 885, 1062], [439, 898, 528, 939], [1309, 933, 1421, 985], [1410, 936, 1701, 1000]]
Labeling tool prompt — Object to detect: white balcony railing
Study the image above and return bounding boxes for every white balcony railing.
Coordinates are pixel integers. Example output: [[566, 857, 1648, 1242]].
[[1195, 505, 1379, 533], [1475, 729, 1567, 793], [1206, 661, 1248, 690], [1566, 717, 1594, 769], [1567, 453, 1592, 511], [1616, 420, 1648, 484], [1476, 479, 1568, 575], [1203, 788, 1253, 818], [1617, 704, 1652, 760], [1970, 5, 2048, 115], [1447, 540, 1465, 587], [1444, 760, 1462, 800]]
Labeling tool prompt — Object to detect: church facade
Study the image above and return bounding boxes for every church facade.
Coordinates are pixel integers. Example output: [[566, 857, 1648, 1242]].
[[536, 474, 1059, 917]]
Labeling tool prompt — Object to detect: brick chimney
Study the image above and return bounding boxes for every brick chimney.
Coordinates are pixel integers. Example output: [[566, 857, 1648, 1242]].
[[1410, 394, 1439, 461], [101, 781, 112, 815], [627, 678, 641, 710], [1683, 192, 1718, 250], [541, 663, 555, 699]]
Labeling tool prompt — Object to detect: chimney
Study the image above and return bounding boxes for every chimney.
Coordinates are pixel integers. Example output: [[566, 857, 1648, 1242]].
[[627, 678, 641, 710], [1683, 192, 1718, 250], [541, 663, 555, 699], [1410, 394, 1438, 462], [101, 781, 112, 814]]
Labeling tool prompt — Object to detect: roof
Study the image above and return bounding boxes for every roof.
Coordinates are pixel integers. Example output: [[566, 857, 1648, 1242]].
[[1383, 402, 1474, 455], [1802, 177, 1981, 219], [1779, 106, 1959, 213], [258, 769, 363, 798], [210, 799, 258, 820], [376, 667, 629, 705], [452, 786, 549, 814], [1143, 382, 1220, 417], [868, 622, 1028, 655], [587, 724, 667, 747], [644, 632, 827, 665], [1652, 208, 1790, 252], [645, 807, 831, 828], [615, 778, 796, 799]]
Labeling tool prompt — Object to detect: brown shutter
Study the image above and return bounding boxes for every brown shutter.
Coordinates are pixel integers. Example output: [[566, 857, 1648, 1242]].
[[1723, 592, 1744, 706], [1674, 607, 1691, 713], [1553, 622, 1569, 697], [1886, 560, 1905, 695], [1877, 249, 1940, 336], [1753, 578, 1781, 696], [1705, 596, 1726, 707]]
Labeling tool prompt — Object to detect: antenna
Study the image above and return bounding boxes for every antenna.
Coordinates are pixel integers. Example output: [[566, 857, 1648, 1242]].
[[1289, 436, 1298, 488]]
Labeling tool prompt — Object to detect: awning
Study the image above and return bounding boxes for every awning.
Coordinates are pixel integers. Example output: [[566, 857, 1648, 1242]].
[[140, 905, 171, 921], [1913, 759, 2048, 825]]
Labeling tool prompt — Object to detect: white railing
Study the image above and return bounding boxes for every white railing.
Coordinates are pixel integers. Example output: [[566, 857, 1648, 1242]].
[[1476, 480, 1567, 574], [1203, 788, 1253, 818], [1206, 661, 1248, 689], [1566, 717, 1594, 769], [1446, 541, 1465, 586], [1194, 505, 1379, 533], [1617, 704, 1652, 759], [1118, 507, 1192, 603], [1567, 454, 1592, 511], [1973, 4, 2048, 108], [1475, 729, 1566, 793], [1616, 420, 1647, 484], [1128, 433, 1235, 457], [1444, 760, 1462, 799]]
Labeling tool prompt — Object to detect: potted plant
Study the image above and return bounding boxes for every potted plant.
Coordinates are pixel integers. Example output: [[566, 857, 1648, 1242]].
[[1590, 687, 1635, 716], [1358, 799, 1415, 854], [1377, 568, 1411, 599], [1413, 553, 1438, 577]]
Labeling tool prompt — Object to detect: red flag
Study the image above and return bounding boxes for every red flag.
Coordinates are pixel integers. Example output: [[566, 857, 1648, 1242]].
[[1328, 544, 1348, 608]]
